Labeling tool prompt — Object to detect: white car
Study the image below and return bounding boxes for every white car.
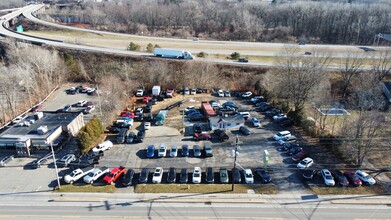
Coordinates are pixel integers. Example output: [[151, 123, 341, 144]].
[[158, 144, 167, 157], [273, 131, 291, 141], [92, 140, 113, 153], [355, 170, 376, 185], [12, 116, 24, 125], [191, 89, 197, 95], [217, 90, 224, 97], [136, 89, 144, 97], [224, 90, 231, 97], [184, 106, 196, 113], [64, 167, 95, 184], [241, 91, 252, 98], [192, 167, 202, 183], [77, 100, 87, 107], [136, 107, 144, 115], [239, 112, 251, 120], [211, 102, 220, 109], [83, 167, 109, 184], [252, 117, 260, 127], [152, 167, 163, 183], [144, 122, 151, 130], [84, 105, 96, 114], [273, 114, 287, 121], [297, 157, 314, 169], [169, 145, 178, 157], [58, 154, 76, 166], [277, 135, 297, 145], [244, 169, 254, 184], [321, 169, 335, 186]]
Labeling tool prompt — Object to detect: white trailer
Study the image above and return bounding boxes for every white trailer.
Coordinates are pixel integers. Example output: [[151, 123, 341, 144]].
[[152, 86, 161, 96], [153, 48, 193, 59]]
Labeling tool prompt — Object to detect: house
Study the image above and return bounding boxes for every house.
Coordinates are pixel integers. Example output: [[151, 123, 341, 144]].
[[383, 82, 391, 103], [209, 115, 244, 131]]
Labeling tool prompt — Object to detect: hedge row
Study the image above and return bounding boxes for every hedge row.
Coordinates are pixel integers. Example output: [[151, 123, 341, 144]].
[[77, 116, 104, 155]]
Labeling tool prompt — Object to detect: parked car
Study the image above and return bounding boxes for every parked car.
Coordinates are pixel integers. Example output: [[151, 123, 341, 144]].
[[144, 122, 151, 130], [144, 113, 154, 122], [136, 89, 144, 97], [278, 135, 297, 145], [169, 145, 178, 157], [232, 168, 242, 183], [84, 105, 96, 114], [64, 167, 95, 184], [193, 132, 211, 141], [190, 88, 197, 95], [146, 145, 155, 158], [344, 171, 362, 187], [292, 151, 308, 162], [135, 130, 145, 143], [181, 145, 189, 157], [152, 167, 163, 183], [167, 167, 177, 183], [103, 166, 127, 185], [217, 89, 224, 97], [273, 131, 291, 141], [145, 102, 152, 113], [297, 157, 314, 169], [158, 144, 167, 157], [252, 117, 261, 127], [206, 167, 214, 183], [244, 169, 254, 184], [239, 126, 250, 135], [122, 169, 135, 186], [126, 131, 136, 144], [32, 104, 44, 112], [166, 89, 174, 98], [288, 147, 303, 156], [136, 107, 144, 115], [0, 155, 14, 167], [189, 114, 205, 121], [355, 170, 376, 185], [193, 123, 202, 134], [58, 154, 76, 167], [302, 169, 318, 180], [62, 105, 72, 112], [273, 113, 287, 121], [180, 168, 188, 183], [321, 169, 335, 186], [241, 91, 252, 98], [239, 112, 251, 120], [331, 170, 349, 187], [282, 143, 300, 151], [83, 167, 109, 184], [92, 140, 113, 154], [183, 87, 190, 95], [151, 96, 157, 105], [204, 143, 213, 157], [213, 129, 229, 142], [219, 168, 229, 183], [139, 168, 149, 183], [255, 168, 272, 183], [121, 111, 134, 118], [143, 96, 149, 103], [280, 118, 294, 127], [192, 167, 202, 183], [224, 90, 231, 97], [193, 145, 201, 157]]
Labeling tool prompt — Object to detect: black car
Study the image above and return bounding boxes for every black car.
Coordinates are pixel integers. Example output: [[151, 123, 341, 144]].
[[186, 109, 201, 116], [167, 167, 177, 183], [255, 168, 272, 183], [331, 170, 349, 187], [0, 155, 14, 167], [144, 113, 154, 122], [265, 109, 281, 118], [280, 118, 294, 127], [239, 126, 250, 135], [193, 145, 202, 157], [302, 169, 318, 180], [193, 123, 202, 134], [288, 147, 302, 156], [222, 101, 237, 109], [135, 130, 145, 143], [282, 143, 300, 151], [188, 111, 203, 118], [139, 168, 149, 183], [182, 145, 189, 157], [126, 132, 136, 144], [151, 96, 157, 105], [180, 168, 188, 183], [122, 169, 135, 186], [145, 102, 152, 113], [206, 167, 214, 183], [189, 115, 205, 121], [232, 168, 241, 183], [238, 58, 249, 63], [213, 129, 229, 142]]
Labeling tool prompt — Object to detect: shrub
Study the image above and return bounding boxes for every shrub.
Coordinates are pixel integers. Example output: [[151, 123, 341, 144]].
[[230, 52, 240, 60], [197, 51, 208, 58], [146, 43, 154, 53], [77, 116, 103, 154], [127, 42, 140, 51]]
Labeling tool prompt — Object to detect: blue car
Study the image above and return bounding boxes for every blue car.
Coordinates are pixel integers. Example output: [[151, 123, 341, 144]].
[[146, 145, 155, 158]]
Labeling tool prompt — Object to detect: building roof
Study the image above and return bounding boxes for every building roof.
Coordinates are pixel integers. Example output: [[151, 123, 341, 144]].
[[209, 115, 244, 124], [0, 112, 80, 141]]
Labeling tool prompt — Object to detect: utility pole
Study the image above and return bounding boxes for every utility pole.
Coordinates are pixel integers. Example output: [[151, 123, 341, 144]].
[[231, 135, 242, 191], [50, 143, 61, 190]]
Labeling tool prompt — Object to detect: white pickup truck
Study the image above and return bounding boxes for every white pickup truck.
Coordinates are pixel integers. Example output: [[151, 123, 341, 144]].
[[83, 167, 109, 184], [64, 167, 95, 184]]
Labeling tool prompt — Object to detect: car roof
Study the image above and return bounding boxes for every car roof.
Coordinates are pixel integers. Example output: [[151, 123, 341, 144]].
[[279, 131, 291, 135]]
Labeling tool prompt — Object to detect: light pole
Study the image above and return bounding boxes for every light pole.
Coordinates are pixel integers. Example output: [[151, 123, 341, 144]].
[[231, 135, 242, 191], [50, 143, 61, 190]]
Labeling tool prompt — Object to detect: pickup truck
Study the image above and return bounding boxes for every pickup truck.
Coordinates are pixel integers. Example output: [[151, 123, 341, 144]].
[[83, 167, 109, 184], [64, 167, 95, 184]]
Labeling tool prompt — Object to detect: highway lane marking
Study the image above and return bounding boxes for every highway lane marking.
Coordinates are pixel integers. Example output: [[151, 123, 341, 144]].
[[0, 215, 283, 219]]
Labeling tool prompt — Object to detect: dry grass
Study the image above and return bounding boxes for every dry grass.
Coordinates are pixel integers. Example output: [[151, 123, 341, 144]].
[[55, 184, 117, 193], [134, 184, 277, 194], [309, 184, 387, 195]]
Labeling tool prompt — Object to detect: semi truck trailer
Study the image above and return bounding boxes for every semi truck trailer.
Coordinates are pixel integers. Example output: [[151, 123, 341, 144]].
[[153, 48, 193, 59]]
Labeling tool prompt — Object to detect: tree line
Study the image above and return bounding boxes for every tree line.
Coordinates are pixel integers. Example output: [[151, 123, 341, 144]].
[[45, 0, 391, 45]]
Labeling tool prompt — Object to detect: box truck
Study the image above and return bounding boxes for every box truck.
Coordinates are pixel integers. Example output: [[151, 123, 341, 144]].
[[152, 86, 161, 96], [153, 48, 193, 59]]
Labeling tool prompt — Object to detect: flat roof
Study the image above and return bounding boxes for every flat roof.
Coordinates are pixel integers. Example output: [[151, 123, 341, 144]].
[[0, 112, 80, 140]]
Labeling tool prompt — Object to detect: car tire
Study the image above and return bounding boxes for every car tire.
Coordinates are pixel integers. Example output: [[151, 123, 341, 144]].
[[70, 181, 74, 184], [90, 181, 94, 184]]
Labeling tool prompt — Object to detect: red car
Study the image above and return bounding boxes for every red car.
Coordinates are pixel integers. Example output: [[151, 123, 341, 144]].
[[120, 111, 135, 119], [32, 104, 44, 112], [103, 166, 127, 184], [143, 96, 150, 103], [344, 171, 362, 187], [292, 151, 308, 162], [193, 132, 211, 141]]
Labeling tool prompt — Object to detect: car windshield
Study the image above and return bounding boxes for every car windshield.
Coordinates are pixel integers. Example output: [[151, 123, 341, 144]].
[[194, 173, 200, 177], [159, 148, 165, 152], [87, 172, 94, 177], [140, 172, 147, 178], [154, 172, 160, 176], [172, 148, 177, 152], [299, 161, 306, 165], [107, 173, 114, 178], [221, 173, 227, 177], [246, 173, 252, 178], [326, 175, 332, 180]]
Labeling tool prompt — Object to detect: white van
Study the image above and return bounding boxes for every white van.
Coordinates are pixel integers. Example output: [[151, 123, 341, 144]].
[[273, 131, 291, 141]]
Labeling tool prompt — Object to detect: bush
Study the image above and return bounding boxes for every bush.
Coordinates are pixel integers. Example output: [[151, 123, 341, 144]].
[[77, 116, 104, 154], [197, 51, 208, 58], [146, 43, 154, 53], [230, 52, 240, 60], [127, 42, 140, 51]]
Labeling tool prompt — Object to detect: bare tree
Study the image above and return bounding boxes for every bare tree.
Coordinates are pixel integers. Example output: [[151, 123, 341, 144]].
[[338, 49, 366, 98], [370, 49, 391, 83]]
